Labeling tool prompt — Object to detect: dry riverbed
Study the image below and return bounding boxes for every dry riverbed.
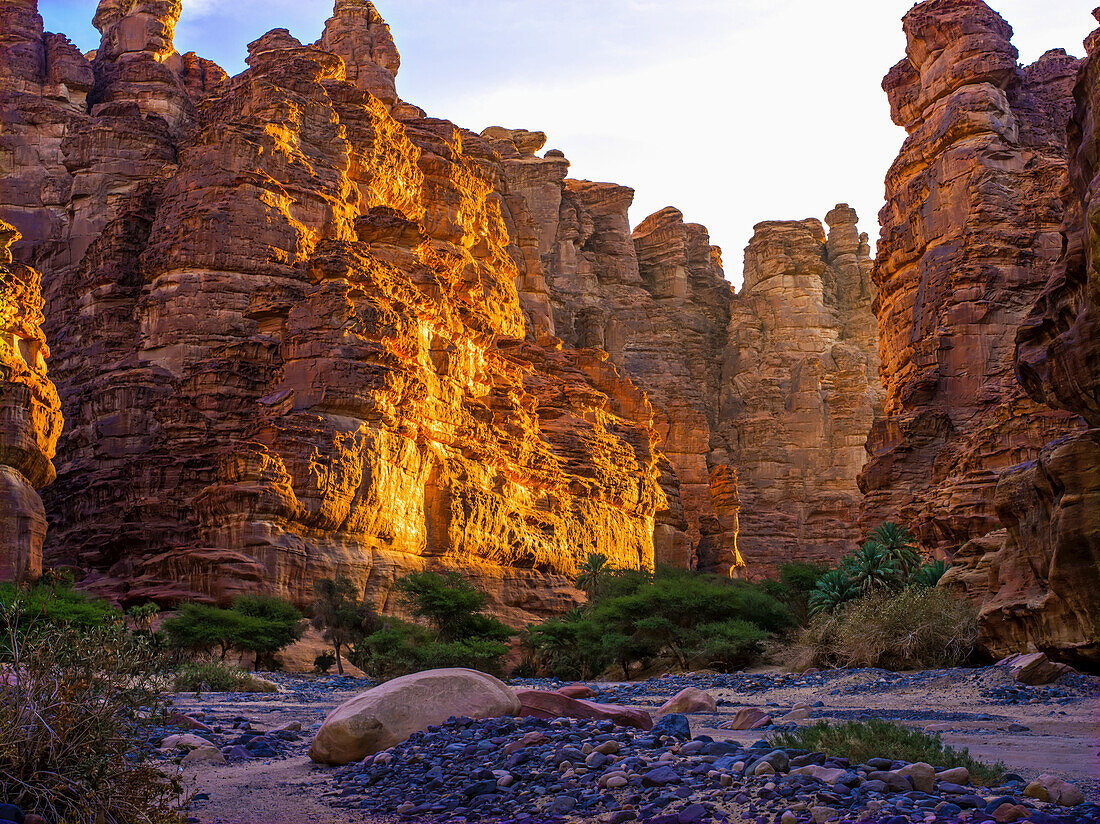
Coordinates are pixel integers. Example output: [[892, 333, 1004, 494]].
[[166, 666, 1099, 824]]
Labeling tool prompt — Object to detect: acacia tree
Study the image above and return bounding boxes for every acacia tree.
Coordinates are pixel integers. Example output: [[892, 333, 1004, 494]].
[[311, 576, 377, 675]]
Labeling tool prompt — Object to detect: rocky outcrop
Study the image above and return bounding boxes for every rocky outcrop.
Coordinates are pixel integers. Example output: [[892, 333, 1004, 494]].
[[860, 0, 1085, 556], [718, 207, 883, 571], [484, 126, 883, 575], [0, 1, 666, 623], [943, 10, 1100, 665], [0, 221, 62, 581]]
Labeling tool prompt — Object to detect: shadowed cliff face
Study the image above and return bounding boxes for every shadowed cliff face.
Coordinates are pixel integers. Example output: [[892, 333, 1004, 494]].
[[483, 128, 885, 578], [943, 10, 1100, 667], [861, 0, 1084, 552], [867, 0, 1097, 664]]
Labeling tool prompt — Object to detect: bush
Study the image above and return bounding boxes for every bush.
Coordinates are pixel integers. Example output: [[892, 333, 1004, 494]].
[[760, 562, 829, 626], [161, 595, 303, 668], [0, 596, 184, 824], [0, 580, 121, 637], [349, 573, 514, 680], [788, 586, 979, 671], [770, 720, 1005, 786], [523, 566, 792, 678], [172, 661, 277, 694], [313, 651, 336, 674]]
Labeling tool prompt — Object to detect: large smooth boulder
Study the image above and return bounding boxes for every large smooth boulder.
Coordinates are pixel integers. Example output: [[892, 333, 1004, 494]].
[[514, 689, 652, 730], [309, 669, 521, 765]]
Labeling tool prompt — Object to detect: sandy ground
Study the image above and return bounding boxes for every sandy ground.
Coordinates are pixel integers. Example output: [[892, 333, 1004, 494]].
[[172, 668, 1099, 824]]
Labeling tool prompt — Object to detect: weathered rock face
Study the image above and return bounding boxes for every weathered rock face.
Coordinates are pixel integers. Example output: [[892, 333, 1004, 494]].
[[0, 1, 665, 623], [943, 10, 1100, 665], [0, 221, 63, 581], [860, 0, 1085, 555], [718, 206, 883, 571], [483, 127, 883, 575]]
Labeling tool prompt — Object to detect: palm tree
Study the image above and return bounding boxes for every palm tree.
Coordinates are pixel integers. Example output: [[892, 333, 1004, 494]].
[[576, 552, 612, 602], [808, 569, 860, 615], [842, 543, 902, 592], [867, 522, 922, 580], [912, 559, 949, 589]]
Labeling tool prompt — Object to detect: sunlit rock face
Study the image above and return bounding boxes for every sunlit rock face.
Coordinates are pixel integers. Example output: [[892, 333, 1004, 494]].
[[0, 1, 665, 622], [718, 207, 883, 573], [0, 221, 63, 582], [483, 127, 883, 576], [860, 0, 1085, 555], [943, 10, 1100, 666]]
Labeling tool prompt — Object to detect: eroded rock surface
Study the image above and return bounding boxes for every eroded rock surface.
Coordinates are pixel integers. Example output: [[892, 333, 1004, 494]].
[[718, 206, 883, 571], [943, 9, 1100, 665], [0, 221, 62, 581], [2, 2, 666, 622], [860, 0, 1085, 556]]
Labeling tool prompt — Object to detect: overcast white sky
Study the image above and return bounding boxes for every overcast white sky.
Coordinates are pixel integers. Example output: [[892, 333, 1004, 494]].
[[39, 0, 1092, 287]]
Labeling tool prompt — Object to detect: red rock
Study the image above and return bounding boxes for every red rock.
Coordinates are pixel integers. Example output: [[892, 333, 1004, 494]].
[[556, 684, 597, 699], [514, 689, 653, 731], [995, 652, 1074, 685], [936, 5, 1100, 665], [657, 687, 717, 715], [719, 707, 771, 731], [992, 802, 1030, 823]]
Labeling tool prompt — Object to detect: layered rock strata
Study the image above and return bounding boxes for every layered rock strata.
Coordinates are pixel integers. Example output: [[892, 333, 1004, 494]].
[[0, 0, 666, 623], [482, 128, 883, 575], [718, 206, 883, 570], [943, 10, 1100, 665], [860, 0, 1085, 554], [0, 221, 63, 581]]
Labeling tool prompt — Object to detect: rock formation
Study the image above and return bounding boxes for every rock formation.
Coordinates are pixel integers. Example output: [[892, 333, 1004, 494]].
[[482, 128, 883, 575], [0, 221, 63, 581], [718, 206, 883, 570], [860, 0, 1085, 554], [0, 0, 668, 623], [942, 9, 1100, 665]]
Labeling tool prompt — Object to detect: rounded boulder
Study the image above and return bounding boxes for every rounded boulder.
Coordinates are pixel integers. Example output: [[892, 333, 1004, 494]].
[[309, 668, 521, 765]]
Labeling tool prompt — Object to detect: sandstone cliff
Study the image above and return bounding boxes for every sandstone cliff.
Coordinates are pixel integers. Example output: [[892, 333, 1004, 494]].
[[943, 9, 1100, 666], [719, 206, 883, 571], [860, 0, 1085, 553], [0, 221, 62, 581], [482, 128, 883, 576], [1, 0, 668, 623]]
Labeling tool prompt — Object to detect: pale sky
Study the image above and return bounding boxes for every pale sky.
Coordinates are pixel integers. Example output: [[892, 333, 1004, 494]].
[[38, 0, 1092, 287]]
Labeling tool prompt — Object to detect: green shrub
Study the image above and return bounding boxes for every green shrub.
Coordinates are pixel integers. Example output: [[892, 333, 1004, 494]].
[[351, 572, 515, 680], [789, 586, 978, 671], [172, 661, 277, 694], [0, 597, 184, 823], [313, 651, 336, 674], [760, 562, 830, 625], [524, 567, 791, 678], [770, 720, 1005, 786], [0, 580, 121, 638], [161, 595, 303, 668]]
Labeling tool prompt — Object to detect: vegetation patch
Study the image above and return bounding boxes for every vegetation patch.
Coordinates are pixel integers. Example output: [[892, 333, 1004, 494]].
[[172, 661, 278, 694], [770, 719, 1005, 786], [0, 584, 184, 824]]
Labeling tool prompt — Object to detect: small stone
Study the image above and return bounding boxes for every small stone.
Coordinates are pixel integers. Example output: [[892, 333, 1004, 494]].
[[596, 740, 621, 755], [893, 762, 935, 793], [781, 813, 798, 824], [811, 805, 838, 823], [936, 767, 969, 784], [606, 775, 629, 789], [754, 761, 775, 777], [1026, 774, 1085, 806], [652, 714, 691, 740], [720, 708, 771, 730], [992, 802, 1030, 822], [642, 766, 681, 787]]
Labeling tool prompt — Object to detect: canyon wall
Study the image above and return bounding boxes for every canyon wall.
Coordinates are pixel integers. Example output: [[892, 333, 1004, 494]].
[[0, 221, 62, 581], [943, 9, 1100, 665], [1, 0, 669, 624], [483, 129, 884, 577], [861, 0, 1083, 551], [869, 0, 1097, 663]]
